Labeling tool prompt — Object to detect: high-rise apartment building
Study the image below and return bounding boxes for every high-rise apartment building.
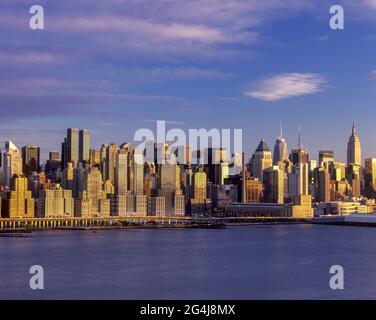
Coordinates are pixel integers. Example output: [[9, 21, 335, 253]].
[[105, 143, 118, 185], [2, 174, 34, 218], [37, 187, 74, 218], [115, 150, 129, 196]]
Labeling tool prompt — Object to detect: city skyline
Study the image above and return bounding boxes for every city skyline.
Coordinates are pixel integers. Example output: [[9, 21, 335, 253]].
[[0, 122, 371, 166], [1, 1, 376, 162]]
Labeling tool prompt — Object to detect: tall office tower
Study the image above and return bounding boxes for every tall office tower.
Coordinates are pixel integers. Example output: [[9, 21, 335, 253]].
[[105, 143, 118, 185], [250, 139, 272, 182], [273, 124, 289, 165], [21, 145, 40, 175], [347, 123, 362, 167], [203, 148, 227, 184], [144, 173, 157, 197], [133, 151, 144, 196], [288, 163, 309, 197], [290, 128, 309, 165], [3, 141, 23, 187], [66, 128, 79, 168], [218, 162, 229, 185], [190, 168, 211, 213], [319, 150, 334, 167], [100, 144, 107, 180], [245, 178, 263, 203], [115, 150, 129, 196], [89, 149, 101, 166], [316, 165, 331, 203], [365, 158, 376, 198], [37, 187, 74, 218], [263, 165, 285, 204], [158, 163, 178, 214], [2, 174, 34, 218], [329, 161, 346, 182], [46, 151, 61, 176], [79, 129, 90, 163], [148, 197, 166, 216], [346, 163, 361, 197]]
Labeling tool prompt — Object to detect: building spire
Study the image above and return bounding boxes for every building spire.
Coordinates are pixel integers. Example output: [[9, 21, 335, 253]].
[[352, 121, 356, 135], [298, 126, 302, 148], [280, 121, 283, 139]]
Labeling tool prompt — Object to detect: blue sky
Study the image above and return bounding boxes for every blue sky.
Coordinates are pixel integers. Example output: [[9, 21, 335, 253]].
[[0, 0, 376, 162]]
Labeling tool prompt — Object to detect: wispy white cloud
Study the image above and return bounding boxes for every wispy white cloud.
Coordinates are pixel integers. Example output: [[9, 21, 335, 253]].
[[120, 67, 233, 82], [245, 73, 327, 101], [314, 35, 329, 43], [363, 0, 376, 9], [140, 119, 185, 125], [0, 52, 65, 64], [369, 70, 376, 80]]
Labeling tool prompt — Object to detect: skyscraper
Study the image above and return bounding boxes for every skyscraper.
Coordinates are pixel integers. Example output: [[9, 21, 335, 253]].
[[158, 162, 179, 214], [105, 143, 118, 185], [67, 128, 79, 168], [79, 129, 90, 163], [190, 168, 211, 213], [62, 128, 89, 168], [365, 158, 376, 198], [290, 128, 309, 165], [250, 139, 272, 182], [288, 163, 309, 197], [273, 124, 288, 165], [263, 165, 285, 204], [22, 145, 40, 175], [115, 150, 129, 196], [3, 141, 23, 186], [319, 150, 334, 166], [316, 165, 331, 203], [347, 123, 362, 167], [133, 151, 144, 196]]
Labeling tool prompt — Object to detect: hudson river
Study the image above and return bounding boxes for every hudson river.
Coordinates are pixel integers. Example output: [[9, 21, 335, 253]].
[[1, 224, 376, 299]]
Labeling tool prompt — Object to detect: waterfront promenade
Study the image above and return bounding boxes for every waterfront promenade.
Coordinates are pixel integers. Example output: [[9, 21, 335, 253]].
[[0, 215, 307, 232]]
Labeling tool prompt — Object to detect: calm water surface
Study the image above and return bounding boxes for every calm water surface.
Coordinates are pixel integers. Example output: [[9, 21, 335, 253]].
[[0, 224, 376, 299]]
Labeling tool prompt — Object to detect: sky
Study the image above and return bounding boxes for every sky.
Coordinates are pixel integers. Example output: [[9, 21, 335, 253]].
[[0, 0, 376, 162]]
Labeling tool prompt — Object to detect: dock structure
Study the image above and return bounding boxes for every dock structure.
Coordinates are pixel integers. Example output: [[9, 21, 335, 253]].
[[311, 214, 376, 227]]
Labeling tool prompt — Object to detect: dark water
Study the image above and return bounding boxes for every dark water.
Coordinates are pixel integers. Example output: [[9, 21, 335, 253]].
[[0, 224, 376, 300]]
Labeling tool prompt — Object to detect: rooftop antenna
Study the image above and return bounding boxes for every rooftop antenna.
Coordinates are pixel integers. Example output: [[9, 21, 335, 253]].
[[298, 126, 302, 148], [280, 121, 283, 139]]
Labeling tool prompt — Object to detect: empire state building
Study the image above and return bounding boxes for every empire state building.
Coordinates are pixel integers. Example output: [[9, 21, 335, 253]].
[[347, 123, 362, 167]]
